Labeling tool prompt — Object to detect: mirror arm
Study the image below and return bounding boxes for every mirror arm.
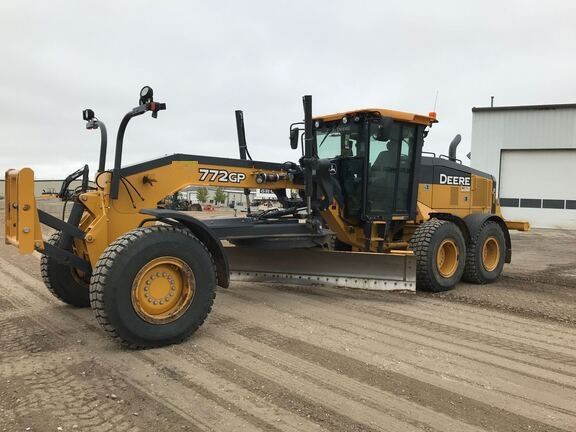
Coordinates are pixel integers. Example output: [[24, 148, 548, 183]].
[[109, 108, 146, 200], [97, 121, 108, 173]]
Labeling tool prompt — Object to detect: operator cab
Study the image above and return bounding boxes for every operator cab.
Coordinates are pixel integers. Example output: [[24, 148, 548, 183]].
[[313, 109, 435, 221]]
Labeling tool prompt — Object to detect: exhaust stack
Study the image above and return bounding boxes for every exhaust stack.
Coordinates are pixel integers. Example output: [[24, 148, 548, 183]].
[[448, 134, 462, 161]]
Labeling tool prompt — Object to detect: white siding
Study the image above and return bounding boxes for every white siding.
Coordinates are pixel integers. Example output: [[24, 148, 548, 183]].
[[471, 107, 576, 182], [471, 105, 576, 228], [499, 150, 576, 229]]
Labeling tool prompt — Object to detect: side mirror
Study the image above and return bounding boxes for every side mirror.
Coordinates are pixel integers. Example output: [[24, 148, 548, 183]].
[[290, 128, 299, 149], [139, 86, 154, 105], [82, 109, 94, 121], [375, 117, 394, 141]]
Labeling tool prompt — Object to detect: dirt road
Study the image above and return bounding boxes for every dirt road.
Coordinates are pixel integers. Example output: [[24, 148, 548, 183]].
[[1, 203, 576, 431]]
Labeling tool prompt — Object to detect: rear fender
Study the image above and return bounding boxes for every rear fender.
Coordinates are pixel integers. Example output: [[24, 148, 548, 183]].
[[428, 213, 471, 244], [140, 209, 230, 288]]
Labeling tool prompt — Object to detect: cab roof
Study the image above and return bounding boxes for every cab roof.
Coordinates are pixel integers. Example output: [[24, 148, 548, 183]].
[[313, 108, 438, 126]]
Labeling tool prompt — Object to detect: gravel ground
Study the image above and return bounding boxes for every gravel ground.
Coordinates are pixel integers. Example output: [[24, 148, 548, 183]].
[[1, 199, 575, 432]]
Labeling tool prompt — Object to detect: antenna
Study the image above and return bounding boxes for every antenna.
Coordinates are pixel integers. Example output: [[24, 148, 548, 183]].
[[433, 90, 439, 112]]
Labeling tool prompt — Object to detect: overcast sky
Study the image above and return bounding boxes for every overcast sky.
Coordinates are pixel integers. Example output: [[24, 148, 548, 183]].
[[1, 1, 575, 178]]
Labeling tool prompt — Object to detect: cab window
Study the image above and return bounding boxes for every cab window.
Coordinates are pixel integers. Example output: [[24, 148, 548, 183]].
[[316, 124, 360, 159], [366, 122, 416, 217]]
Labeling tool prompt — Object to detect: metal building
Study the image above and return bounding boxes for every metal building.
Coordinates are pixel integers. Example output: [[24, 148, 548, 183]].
[[471, 103, 576, 229]]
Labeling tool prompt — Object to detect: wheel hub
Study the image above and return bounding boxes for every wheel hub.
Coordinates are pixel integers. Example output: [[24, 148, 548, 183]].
[[482, 236, 500, 272], [436, 239, 459, 278], [131, 257, 195, 324]]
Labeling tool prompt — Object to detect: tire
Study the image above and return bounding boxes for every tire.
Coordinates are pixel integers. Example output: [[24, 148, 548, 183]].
[[462, 221, 506, 284], [89, 226, 216, 349], [409, 218, 466, 292], [40, 232, 91, 307]]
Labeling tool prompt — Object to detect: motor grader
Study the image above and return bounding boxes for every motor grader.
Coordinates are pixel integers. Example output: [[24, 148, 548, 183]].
[[4, 87, 528, 348]]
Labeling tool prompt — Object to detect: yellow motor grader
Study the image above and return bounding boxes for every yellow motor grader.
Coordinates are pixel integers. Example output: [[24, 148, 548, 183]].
[[4, 87, 528, 348]]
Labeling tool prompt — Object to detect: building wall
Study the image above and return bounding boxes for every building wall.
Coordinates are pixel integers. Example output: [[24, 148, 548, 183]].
[[471, 106, 576, 182], [471, 105, 576, 228]]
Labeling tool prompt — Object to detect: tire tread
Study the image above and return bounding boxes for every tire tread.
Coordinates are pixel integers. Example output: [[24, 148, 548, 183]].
[[89, 225, 216, 349], [462, 220, 503, 284], [41, 232, 90, 307], [408, 218, 447, 292]]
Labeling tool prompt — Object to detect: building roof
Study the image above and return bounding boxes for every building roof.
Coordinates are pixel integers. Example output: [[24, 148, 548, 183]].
[[472, 103, 576, 113]]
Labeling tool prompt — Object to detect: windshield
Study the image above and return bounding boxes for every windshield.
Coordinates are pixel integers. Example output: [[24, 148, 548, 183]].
[[315, 122, 362, 159]]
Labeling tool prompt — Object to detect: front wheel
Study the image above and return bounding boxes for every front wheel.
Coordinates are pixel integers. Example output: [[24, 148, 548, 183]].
[[89, 226, 216, 348], [409, 219, 466, 292], [41, 232, 91, 307]]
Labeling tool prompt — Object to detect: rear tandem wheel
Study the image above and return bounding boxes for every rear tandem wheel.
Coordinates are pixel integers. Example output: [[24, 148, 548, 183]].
[[462, 220, 506, 284], [89, 225, 216, 348]]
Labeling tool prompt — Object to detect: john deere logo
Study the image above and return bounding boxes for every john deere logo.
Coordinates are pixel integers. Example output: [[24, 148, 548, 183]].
[[439, 173, 470, 186]]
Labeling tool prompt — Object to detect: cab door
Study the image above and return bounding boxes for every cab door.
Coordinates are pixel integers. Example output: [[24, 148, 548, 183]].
[[365, 122, 421, 220]]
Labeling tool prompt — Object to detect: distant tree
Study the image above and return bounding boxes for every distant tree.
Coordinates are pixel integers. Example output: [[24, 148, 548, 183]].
[[214, 187, 226, 205], [196, 187, 208, 203], [171, 191, 180, 205]]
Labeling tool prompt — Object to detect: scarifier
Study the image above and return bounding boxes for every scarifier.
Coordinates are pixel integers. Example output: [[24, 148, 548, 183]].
[[4, 87, 528, 347]]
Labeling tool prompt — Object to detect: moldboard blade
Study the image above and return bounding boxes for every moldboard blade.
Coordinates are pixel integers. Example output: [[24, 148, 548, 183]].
[[225, 247, 416, 291]]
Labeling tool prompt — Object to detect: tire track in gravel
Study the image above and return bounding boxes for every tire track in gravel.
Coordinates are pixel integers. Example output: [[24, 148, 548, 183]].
[[232, 285, 576, 378], [2, 250, 576, 431], [268, 283, 576, 346], [226, 285, 576, 395], [0, 255, 380, 431], [215, 288, 576, 431], [207, 311, 576, 420], [234, 325, 569, 432], [222, 287, 576, 394], [137, 351, 331, 432], [177, 328, 486, 432], [379, 296, 576, 349], [0, 258, 288, 432]]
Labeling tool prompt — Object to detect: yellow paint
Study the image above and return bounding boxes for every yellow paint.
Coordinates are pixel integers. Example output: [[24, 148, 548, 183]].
[[436, 239, 459, 278], [505, 220, 530, 231], [4, 168, 43, 254], [131, 256, 196, 324], [314, 108, 437, 126], [482, 236, 500, 272], [4, 140, 528, 266]]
